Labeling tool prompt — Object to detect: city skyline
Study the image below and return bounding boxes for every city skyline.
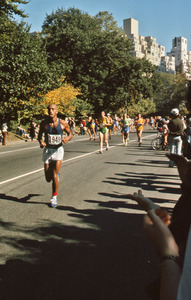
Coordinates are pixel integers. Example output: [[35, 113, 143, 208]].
[[16, 0, 191, 54]]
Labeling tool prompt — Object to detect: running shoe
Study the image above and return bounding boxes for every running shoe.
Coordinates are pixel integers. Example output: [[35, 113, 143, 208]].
[[50, 196, 57, 208], [106, 146, 109, 151], [99, 149, 103, 154]]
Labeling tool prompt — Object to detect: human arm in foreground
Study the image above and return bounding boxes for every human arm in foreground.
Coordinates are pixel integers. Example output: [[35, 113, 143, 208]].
[[144, 209, 181, 300]]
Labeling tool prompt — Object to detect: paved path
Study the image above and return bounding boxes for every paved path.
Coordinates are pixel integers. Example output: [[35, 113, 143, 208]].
[[0, 130, 181, 299]]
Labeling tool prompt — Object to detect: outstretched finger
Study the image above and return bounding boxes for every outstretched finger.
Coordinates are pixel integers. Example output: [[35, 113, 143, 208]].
[[126, 191, 139, 200], [137, 190, 143, 196]]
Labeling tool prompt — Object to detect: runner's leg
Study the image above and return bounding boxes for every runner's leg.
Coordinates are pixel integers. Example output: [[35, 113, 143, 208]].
[[88, 128, 92, 139], [44, 163, 53, 182], [122, 131, 125, 143], [104, 131, 109, 150], [52, 160, 62, 195], [124, 132, 128, 145], [92, 128, 97, 140], [99, 131, 103, 153]]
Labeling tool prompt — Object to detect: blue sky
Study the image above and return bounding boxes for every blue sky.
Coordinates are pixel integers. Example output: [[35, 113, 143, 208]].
[[17, 0, 191, 54]]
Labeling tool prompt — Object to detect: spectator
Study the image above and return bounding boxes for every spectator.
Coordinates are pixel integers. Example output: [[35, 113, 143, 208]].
[[127, 153, 191, 299], [2, 122, 8, 145], [28, 121, 36, 142], [168, 109, 184, 167], [71, 118, 76, 135], [156, 116, 163, 132], [17, 124, 24, 136], [185, 116, 191, 144], [150, 116, 155, 130], [81, 118, 87, 135], [162, 120, 169, 150], [68, 117, 75, 135], [80, 119, 84, 135]]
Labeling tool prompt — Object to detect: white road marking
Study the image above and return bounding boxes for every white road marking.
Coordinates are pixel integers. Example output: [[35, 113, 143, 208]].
[[0, 146, 39, 155], [0, 137, 89, 155], [0, 134, 156, 186]]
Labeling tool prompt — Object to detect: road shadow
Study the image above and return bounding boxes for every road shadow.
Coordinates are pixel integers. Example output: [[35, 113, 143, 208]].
[[101, 172, 181, 196], [0, 193, 43, 204], [92, 193, 177, 212], [0, 204, 159, 300]]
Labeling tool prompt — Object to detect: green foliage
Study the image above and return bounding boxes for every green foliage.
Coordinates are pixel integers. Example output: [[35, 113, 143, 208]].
[[153, 72, 188, 116], [0, 0, 28, 19], [74, 98, 94, 119], [9, 120, 18, 132], [0, 21, 55, 121], [1, 4, 188, 123], [186, 80, 191, 112], [42, 8, 160, 115], [127, 98, 156, 117]]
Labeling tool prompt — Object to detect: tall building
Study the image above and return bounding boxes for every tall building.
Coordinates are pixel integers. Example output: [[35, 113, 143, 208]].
[[123, 18, 176, 74], [157, 56, 176, 74], [123, 18, 139, 36], [167, 37, 191, 77]]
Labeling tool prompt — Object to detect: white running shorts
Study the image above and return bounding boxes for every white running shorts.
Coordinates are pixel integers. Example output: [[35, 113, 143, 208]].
[[42, 146, 64, 163]]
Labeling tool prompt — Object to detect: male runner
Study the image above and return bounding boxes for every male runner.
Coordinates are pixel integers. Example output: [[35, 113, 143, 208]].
[[120, 113, 131, 145], [87, 115, 97, 140], [135, 113, 144, 146], [38, 104, 72, 207], [107, 113, 113, 140]]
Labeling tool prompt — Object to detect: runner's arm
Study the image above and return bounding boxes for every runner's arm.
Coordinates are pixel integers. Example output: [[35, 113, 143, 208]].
[[61, 121, 73, 144], [38, 121, 47, 148]]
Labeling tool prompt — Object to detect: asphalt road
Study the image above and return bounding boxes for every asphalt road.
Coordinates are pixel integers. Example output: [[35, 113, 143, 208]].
[[0, 129, 181, 300]]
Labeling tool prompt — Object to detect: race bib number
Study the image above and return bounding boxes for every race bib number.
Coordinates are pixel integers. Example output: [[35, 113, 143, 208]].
[[100, 123, 104, 128], [48, 134, 62, 145]]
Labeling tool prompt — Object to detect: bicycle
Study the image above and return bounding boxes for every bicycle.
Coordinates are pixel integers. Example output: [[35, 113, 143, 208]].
[[151, 130, 169, 151]]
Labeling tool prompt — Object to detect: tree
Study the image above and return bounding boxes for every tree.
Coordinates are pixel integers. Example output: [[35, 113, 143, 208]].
[[186, 80, 191, 112], [42, 8, 160, 115], [42, 8, 134, 114], [0, 21, 54, 121], [153, 73, 188, 116], [42, 77, 81, 117], [0, 0, 28, 19], [0, 0, 28, 46], [127, 98, 156, 117]]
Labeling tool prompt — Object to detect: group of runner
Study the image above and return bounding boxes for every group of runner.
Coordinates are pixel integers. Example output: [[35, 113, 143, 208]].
[[38, 104, 146, 208]]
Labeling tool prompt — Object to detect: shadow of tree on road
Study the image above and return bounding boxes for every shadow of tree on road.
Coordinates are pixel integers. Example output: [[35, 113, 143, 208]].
[[0, 194, 43, 203], [102, 172, 181, 196], [0, 204, 159, 300]]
